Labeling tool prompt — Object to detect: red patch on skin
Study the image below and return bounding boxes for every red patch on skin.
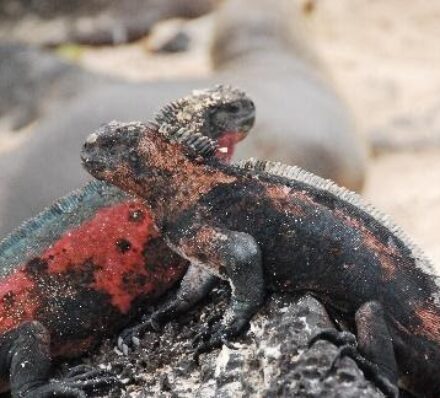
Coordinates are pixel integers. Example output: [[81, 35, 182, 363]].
[[215, 131, 246, 162], [0, 198, 187, 337], [413, 306, 440, 342], [0, 271, 38, 333], [333, 209, 401, 281], [265, 185, 307, 216], [40, 199, 186, 313]]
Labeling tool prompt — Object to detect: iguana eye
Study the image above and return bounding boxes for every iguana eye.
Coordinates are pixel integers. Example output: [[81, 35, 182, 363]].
[[225, 103, 241, 114]]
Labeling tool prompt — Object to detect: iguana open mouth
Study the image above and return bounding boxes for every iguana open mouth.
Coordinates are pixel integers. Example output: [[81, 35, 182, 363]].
[[216, 131, 248, 161]]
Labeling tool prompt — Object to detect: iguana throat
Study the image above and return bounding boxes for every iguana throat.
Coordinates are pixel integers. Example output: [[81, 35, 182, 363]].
[[82, 122, 235, 224]]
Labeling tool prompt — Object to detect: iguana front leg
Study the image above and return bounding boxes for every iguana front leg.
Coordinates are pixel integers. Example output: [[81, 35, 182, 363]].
[[0, 321, 118, 398], [166, 225, 265, 353], [118, 264, 218, 353]]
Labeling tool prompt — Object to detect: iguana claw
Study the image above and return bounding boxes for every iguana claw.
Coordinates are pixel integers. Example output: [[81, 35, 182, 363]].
[[309, 328, 357, 349], [24, 365, 120, 398], [117, 317, 160, 354], [328, 345, 398, 398]]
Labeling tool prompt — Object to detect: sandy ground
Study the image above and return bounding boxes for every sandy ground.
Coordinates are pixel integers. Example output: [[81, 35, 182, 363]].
[[307, 0, 440, 267], [3, 0, 440, 268]]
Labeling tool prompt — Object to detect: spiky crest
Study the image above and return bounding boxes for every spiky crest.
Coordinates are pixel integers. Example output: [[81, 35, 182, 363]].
[[235, 158, 438, 280], [152, 84, 251, 158], [155, 85, 243, 123], [154, 84, 246, 130], [158, 123, 218, 158], [0, 180, 127, 275]]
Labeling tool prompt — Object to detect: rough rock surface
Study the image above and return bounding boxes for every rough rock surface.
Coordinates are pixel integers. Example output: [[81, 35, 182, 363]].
[[84, 289, 383, 397]]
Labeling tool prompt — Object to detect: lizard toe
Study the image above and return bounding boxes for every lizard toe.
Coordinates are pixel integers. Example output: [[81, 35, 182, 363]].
[[327, 345, 398, 398], [309, 328, 357, 349], [60, 363, 121, 395], [64, 364, 98, 378], [60, 375, 121, 395], [193, 335, 223, 361], [117, 319, 156, 354], [22, 383, 87, 398]]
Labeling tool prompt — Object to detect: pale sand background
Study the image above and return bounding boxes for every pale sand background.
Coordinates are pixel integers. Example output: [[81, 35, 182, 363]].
[[3, 0, 440, 267], [308, 0, 440, 267]]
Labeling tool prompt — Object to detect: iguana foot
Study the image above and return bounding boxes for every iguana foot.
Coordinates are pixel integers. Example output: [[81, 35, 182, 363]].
[[5, 322, 118, 398], [22, 383, 88, 398], [328, 345, 398, 398], [309, 328, 398, 397], [192, 304, 251, 359], [118, 265, 219, 355], [59, 364, 120, 394], [117, 316, 161, 355], [193, 327, 238, 360], [21, 366, 119, 398], [309, 328, 357, 348]]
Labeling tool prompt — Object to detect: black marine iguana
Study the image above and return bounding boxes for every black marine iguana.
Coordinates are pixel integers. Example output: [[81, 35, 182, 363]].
[[82, 120, 440, 398]]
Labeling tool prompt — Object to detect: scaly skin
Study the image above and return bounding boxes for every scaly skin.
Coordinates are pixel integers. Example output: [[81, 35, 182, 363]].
[[83, 120, 440, 398], [0, 86, 255, 397]]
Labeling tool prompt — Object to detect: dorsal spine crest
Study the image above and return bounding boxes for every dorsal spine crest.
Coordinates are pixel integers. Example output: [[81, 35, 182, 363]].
[[159, 124, 218, 158], [235, 158, 436, 276]]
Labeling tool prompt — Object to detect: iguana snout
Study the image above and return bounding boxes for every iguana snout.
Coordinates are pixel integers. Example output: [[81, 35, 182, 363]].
[[82, 120, 146, 179]]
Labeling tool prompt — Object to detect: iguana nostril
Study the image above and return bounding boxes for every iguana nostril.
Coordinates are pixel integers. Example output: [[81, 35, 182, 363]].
[[85, 133, 98, 145]]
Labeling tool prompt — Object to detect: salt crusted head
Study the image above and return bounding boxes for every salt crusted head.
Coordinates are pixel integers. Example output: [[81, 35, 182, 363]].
[[155, 85, 255, 161]]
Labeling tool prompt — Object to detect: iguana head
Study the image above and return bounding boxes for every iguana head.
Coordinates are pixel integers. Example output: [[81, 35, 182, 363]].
[[81, 121, 226, 204], [155, 85, 255, 161], [82, 86, 253, 208]]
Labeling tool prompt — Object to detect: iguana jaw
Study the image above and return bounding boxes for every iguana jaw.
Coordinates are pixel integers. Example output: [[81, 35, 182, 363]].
[[216, 131, 247, 161], [214, 107, 255, 160]]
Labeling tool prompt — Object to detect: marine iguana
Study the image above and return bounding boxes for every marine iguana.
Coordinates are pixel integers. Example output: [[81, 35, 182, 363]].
[[0, 86, 254, 398], [82, 120, 440, 398], [0, 0, 367, 237]]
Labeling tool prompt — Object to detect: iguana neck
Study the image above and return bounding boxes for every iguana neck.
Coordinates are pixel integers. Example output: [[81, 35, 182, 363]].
[[120, 137, 236, 228]]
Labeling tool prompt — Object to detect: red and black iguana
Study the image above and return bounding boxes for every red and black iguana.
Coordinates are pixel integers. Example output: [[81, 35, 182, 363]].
[[0, 86, 255, 398], [82, 119, 440, 398]]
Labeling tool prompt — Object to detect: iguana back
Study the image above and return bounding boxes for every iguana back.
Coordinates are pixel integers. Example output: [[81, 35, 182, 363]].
[[81, 120, 440, 397]]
